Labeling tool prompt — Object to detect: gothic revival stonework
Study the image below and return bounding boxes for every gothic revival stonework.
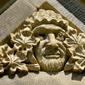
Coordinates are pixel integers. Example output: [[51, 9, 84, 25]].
[[0, 9, 85, 75]]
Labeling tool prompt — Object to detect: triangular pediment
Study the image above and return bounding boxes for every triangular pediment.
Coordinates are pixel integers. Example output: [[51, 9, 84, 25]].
[[0, 1, 85, 75]]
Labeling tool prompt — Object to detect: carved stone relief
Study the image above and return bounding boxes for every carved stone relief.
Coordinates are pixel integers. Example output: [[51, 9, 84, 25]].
[[0, 9, 85, 75]]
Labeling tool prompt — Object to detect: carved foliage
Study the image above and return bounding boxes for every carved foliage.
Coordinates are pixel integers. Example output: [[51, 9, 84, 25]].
[[64, 27, 85, 73], [0, 9, 85, 75], [0, 27, 40, 75]]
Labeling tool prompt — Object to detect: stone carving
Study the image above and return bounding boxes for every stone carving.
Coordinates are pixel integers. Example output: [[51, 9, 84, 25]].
[[0, 9, 85, 75], [32, 24, 66, 72], [64, 31, 85, 73]]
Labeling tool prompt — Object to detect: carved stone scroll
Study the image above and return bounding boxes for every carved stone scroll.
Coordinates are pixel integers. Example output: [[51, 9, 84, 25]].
[[0, 9, 85, 75]]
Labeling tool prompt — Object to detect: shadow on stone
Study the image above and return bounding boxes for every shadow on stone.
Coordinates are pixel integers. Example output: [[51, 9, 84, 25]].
[[46, 71, 58, 75], [8, 74, 15, 79], [0, 74, 4, 78], [64, 71, 85, 81], [64, 71, 71, 75], [33, 71, 40, 74], [71, 72, 85, 81], [17, 72, 28, 78]]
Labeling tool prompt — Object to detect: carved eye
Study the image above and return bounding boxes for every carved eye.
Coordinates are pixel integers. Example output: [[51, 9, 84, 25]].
[[38, 34, 45, 37], [56, 32, 65, 41], [34, 33, 45, 40], [58, 33, 63, 37]]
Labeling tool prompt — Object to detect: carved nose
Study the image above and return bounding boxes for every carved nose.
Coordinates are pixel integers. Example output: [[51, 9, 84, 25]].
[[46, 33, 58, 48]]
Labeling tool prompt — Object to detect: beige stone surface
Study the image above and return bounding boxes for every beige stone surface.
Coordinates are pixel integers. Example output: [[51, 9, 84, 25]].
[[0, 8, 85, 75], [0, 0, 85, 85], [0, 0, 85, 43], [0, 0, 36, 42], [30, 0, 85, 32], [0, 71, 85, 85]]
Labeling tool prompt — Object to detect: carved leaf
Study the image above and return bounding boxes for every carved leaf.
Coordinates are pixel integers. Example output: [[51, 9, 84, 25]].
[[1, 9, 85, 74], [2, 50, 28, 75], [0, 64, 4, 74], [0, 44, 29, 75], [10, 27, 40, 72], [64, 28, 85, 72], [0, 44, 13, 74], [11, 28, 33, 50]]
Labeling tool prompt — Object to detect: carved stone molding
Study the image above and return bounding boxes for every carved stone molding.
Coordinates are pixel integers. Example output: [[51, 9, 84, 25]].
[[0, 9, 85, 75]]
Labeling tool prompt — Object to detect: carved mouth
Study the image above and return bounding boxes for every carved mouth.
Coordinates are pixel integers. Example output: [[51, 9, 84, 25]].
[[44, 52, 60, 58], [45, 54, 60, 59], [44, 50, 60, 58]]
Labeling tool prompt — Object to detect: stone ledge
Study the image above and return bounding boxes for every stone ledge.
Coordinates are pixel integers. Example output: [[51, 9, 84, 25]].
[[0, 71, 85, 85]]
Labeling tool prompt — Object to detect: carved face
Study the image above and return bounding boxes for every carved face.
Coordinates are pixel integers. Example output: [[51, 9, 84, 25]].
[[32, 24, 66, 71]]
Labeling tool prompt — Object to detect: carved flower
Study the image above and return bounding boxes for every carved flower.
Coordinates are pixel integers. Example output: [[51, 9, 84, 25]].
[[64, 27, 85, 73]]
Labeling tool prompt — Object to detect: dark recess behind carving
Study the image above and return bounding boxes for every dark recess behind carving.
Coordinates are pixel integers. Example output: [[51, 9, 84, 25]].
[[57, 0, 85, 24], [0, 0, 17, 15]]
